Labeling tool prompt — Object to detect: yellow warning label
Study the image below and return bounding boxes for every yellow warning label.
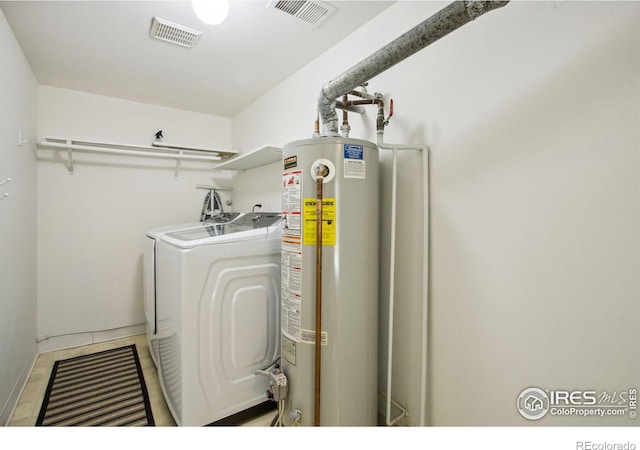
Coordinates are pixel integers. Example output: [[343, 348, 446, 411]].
[[303, 198, 336, 246]]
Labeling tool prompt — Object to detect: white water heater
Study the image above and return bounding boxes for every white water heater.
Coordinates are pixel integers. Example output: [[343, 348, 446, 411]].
[[280, 136, 379, 426]]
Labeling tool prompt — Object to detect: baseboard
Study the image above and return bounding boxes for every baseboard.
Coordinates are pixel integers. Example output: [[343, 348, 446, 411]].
[[37, 323, 145, 354], [1, 343, 39, 426]]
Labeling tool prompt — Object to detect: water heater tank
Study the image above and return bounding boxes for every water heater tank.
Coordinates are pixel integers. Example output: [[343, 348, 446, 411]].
[[280, 136, 379, 426]]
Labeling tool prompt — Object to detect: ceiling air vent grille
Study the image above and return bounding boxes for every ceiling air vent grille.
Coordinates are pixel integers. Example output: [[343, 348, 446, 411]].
[[269, 1, 336, 27], [150, 17, 202, 48]]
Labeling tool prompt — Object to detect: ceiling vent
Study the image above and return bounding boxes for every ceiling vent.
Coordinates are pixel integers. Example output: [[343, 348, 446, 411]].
[[268, 1, 336, 27], [150, 17, 202, 48]]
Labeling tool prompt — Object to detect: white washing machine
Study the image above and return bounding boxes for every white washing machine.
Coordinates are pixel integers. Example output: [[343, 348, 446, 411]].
[[143, 212, 243, 367], [154, 212, 282, 426]]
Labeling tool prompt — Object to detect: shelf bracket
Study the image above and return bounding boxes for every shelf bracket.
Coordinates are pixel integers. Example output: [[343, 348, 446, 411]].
[[0, 178, 9, 202], [175, 150, 183, 177], [66, 139, 75, 175]]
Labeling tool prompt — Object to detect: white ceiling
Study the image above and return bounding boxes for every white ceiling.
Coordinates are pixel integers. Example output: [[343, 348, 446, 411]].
[[1, 0, 394, 117]]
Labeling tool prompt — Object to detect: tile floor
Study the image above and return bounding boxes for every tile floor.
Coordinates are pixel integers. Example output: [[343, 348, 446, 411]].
[[8, 333, 274, 427]]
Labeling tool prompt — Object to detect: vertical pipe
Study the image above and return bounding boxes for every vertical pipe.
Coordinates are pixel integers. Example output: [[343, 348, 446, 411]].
[[342, 94, 349, 124], [314, 174, 324, 427], [419, 148, 430, 426], [385, 147, 398, 426], [377, 132, 428, 426], [341, 94, 350, 138], [314, 111, 320, 137]]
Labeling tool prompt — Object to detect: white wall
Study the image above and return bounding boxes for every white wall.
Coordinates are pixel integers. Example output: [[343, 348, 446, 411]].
[[227, 161, 282, 213], [232, 1, 640, 426], [36, 86, 233, 352], [0, 9, 38, 425]]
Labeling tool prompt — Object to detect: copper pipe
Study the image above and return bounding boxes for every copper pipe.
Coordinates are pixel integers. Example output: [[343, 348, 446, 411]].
[[376, 100, 386, 131], [314, 111, 320, 137], [335, 101, 365, 114], [348, 89, 369, 99], [314, 174, 324, 427], [349, 99, 380, 106], [344, 97, 388, 131]]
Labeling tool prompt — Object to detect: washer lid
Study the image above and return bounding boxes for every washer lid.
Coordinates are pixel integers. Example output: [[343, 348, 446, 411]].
[[145, 221, 205, 239], [165, 223, 262, 242], [161, 213, 282, 248], [204, 212, 243, 224], [228, 212, 281, 228], [145, 213, 245, 239]]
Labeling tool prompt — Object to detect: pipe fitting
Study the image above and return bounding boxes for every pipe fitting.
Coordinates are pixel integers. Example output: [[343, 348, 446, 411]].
[[464, 0, 509, 20], [289, 409, 302, 425]]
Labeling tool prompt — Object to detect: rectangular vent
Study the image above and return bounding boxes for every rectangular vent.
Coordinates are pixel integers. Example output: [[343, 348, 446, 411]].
[[150, 17, 202, 48], [269, 0, 335, 27]]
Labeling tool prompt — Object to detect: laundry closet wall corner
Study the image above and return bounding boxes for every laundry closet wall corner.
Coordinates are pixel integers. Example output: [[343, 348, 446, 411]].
[[0, 8, 39, 426], [36, 86, 233, 352]]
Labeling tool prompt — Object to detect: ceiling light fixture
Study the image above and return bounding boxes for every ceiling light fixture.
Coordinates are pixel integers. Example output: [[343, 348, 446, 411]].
[[192, 0, 229, 25]]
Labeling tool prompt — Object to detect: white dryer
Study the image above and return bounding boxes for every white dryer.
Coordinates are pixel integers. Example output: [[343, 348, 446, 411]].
[[154, 213, 282, 426], [143, 212, 243, 367]]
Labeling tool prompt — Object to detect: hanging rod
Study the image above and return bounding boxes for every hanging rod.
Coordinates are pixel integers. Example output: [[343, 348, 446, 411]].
[[195, 184, 233, 191], [38, 137, 240, 175]]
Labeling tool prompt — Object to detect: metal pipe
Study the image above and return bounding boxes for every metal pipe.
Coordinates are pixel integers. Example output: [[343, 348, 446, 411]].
[[348, 99, 379, 106], [385, 145, 398, 427], [314, 172, 324, 427], [314, 111, 320, 137], [420, 146, 429, 426], [341, 94, 350, 138], [317, 1, 509, 135], [349, 89, 375, 100], [334, 101, 366, 115]]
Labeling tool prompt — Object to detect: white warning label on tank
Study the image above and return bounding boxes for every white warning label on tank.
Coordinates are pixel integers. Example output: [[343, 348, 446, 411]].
[[282, 170, 302, 216], [282, 170, 301, 235], [281, 249, 302, 294], [282, 213, 300, 234], [282, 169, 303, 342], [344, 159, 365, 179], [281, 335, 296, 365], [281, 290, 301, 342], [301, 329, 328, 346]]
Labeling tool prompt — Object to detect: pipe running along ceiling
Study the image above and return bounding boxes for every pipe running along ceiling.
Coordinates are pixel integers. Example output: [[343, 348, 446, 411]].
[[317, 0, 510, 136]]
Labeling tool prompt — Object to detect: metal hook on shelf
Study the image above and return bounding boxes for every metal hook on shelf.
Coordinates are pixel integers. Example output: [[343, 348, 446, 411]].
[[0, 178, 11, 187]]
